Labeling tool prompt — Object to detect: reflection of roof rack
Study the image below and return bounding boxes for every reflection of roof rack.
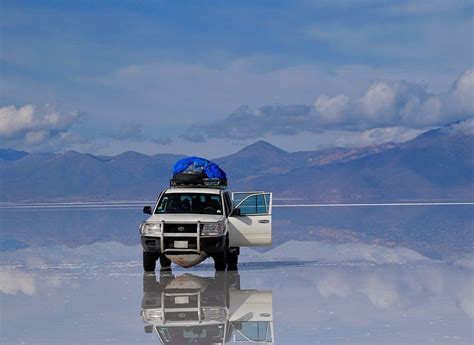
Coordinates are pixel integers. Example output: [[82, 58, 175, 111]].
[[170, 177, 227, 189]]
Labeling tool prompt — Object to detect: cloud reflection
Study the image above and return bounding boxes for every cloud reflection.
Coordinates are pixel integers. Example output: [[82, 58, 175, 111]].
[[0, 267, 36, 295]]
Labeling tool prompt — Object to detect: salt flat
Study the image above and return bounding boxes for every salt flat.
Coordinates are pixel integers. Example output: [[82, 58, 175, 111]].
[[1, 250, 472, 345]]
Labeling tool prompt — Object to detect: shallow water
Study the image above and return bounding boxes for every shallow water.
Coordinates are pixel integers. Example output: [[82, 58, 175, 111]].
[[1, 261, 472, 345], [1, 204, 473, 344]]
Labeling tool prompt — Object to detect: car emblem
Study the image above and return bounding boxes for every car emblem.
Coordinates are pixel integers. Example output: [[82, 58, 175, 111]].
[[178, 226, 185, 232], [178, 313, 186, 318]]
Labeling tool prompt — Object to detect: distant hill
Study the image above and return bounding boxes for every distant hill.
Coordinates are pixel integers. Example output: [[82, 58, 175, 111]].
[[216, 140, 401, 181], [0, 122, 472, 202], [0, 148, 29, 161], [0, 151, 185, 201], [241, 124, 474, 202]]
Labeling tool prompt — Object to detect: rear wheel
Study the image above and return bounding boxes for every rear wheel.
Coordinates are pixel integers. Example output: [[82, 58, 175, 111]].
[[143, 251, 158, 272]]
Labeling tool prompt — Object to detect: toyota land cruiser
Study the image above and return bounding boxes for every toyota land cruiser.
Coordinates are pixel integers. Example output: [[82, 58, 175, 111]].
[[140, 184, 272, 271]]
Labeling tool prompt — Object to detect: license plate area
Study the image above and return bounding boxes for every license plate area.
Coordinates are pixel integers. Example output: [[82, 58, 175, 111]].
[[174, 296, 189, 304], [163, 237, 197, 251], [174, 240, 188, 249]]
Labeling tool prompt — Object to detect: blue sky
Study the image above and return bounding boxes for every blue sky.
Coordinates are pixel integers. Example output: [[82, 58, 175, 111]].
[[1, 0, 473, 156]]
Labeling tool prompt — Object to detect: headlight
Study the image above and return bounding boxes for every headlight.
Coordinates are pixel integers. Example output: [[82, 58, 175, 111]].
[[200, 221, 225, 236], [141, 308, 163, 322], [140, 222, 162, 236], [202, 307, 227, 321]]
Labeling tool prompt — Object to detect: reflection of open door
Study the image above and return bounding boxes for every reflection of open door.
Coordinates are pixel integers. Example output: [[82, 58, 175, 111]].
[[228, 193, 272, 247], [229, 290, 274, 344], [234, 322, 273, 343]]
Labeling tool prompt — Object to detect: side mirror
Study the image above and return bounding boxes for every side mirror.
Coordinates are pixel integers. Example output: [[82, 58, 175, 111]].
[[231, 208, 241, 216], [144, 325, 153, 334], [233, 321, 242, 330], [143, 206, 152, 214]]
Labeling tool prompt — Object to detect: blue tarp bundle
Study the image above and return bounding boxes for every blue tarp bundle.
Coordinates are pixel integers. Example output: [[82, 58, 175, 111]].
[[173, 156, 227, 179]]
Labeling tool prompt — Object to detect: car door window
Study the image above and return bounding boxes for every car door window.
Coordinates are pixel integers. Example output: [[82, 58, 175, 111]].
[[232, 191, 264, 207], [237, 194, 269, 215]]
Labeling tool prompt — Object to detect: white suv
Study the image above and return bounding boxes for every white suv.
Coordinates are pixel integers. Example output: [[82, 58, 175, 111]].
[[140, 187, 272, 271]]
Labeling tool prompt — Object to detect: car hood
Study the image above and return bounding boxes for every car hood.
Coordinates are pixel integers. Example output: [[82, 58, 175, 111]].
[[145, 213, 224, 223]]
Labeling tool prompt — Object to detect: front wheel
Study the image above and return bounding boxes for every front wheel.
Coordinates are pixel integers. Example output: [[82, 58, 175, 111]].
[[143, 251, 158, 272], [227, 247, 239, 270], [159, 255, 172, 271], [213, 248, 227, 271]]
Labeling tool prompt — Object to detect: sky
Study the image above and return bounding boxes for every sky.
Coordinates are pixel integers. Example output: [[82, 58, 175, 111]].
[[0, 0, 473, 157]]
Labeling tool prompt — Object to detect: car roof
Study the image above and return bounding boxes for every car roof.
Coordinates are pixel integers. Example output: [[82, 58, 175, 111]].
[[165, 187, 222, 195]]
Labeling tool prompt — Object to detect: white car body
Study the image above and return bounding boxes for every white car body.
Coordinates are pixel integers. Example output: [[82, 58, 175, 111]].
[[140, 187, 272, 268]]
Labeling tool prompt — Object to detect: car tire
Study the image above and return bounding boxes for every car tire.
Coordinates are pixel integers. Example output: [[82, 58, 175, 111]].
[[213, 248, 227, 271], [227, 247, 239, 270], [213, 235, 230, 271], [159, 255, 172, 271], [143, 251, 158, 272]]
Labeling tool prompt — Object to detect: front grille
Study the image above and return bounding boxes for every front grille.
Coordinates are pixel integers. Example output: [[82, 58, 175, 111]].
[[163, 223, 198, 233], [163, 237, 198, 250]]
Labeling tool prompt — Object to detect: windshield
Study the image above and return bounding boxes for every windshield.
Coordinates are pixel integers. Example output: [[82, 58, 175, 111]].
[[156, 325, 225, 344], [155, 193, 223, 215]]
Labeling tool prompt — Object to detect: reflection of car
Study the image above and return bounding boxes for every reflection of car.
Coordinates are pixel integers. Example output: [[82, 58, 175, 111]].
[[141, 272, 274, 344], [140, 186, 272, 271]]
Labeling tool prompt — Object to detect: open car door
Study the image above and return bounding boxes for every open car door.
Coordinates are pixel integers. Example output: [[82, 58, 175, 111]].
[[228, 192, 272, 247]]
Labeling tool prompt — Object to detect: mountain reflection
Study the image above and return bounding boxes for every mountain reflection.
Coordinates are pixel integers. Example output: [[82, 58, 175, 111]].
[[141, 272, 274, 344]]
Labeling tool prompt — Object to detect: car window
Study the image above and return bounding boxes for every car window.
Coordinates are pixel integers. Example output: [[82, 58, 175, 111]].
[[155, 193, 223, 215], [237, 194, 269, 215]]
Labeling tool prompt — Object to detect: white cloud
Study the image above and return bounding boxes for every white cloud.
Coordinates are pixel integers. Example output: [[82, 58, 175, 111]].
[[0, 104, 35, 136], [3, 66, 471, 155], [314, 94, 349, 123], [0, 104, 84, 150], [0, 105, 80, 136], [359, 81, 398, 118], [444, 117, 474, 136], [355, 79, 443, 127], [105, 59, 460, 123], [183, 68, 473, 142], [451, 68, 474, 114]]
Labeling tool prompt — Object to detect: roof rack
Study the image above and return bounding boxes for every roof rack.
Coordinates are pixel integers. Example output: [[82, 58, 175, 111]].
[[170, 177, 227, 189]]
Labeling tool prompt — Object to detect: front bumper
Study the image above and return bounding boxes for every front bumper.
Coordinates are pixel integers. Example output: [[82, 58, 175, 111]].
[[141, 235, 226, 255]]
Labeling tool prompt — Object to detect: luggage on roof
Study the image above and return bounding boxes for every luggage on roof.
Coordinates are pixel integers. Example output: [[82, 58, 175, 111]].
[[171, 156, 227, 188]]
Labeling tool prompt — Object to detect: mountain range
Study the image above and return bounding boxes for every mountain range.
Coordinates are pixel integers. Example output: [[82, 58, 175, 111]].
[[1, 123, 473, 260], [1, 122, 472, 202]]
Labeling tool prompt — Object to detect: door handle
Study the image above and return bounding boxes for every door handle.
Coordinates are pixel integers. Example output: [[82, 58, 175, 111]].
[[258, 219, 270, 224]]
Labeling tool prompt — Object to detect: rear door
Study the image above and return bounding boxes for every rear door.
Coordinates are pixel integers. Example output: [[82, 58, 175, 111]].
[[228, 192, 272, 247]]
